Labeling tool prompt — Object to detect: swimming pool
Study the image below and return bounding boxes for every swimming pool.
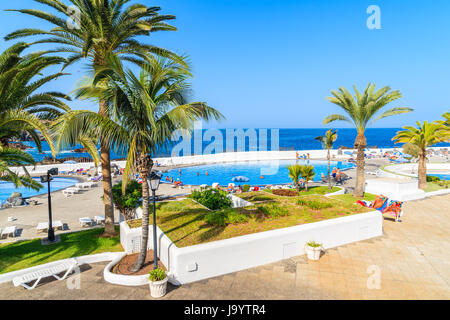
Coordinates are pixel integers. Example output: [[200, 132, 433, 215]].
[[163, 160, 355, 186], [0, 177, 79, 202]]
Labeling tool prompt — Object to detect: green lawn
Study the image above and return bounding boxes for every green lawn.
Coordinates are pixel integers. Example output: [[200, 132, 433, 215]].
[[129, 192, 371, 248], [330, 193, 376, 205], [0, 227, 123, 274], [264, 186, 341, 196], [425, 182, 450, 193]]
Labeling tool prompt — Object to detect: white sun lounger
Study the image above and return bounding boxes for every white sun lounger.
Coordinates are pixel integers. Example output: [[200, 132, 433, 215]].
[[79, 217, 94, 227], [1, 226, 17, 239], [94, 215, 105, 225], [13, 258, 78, 290], [36, 221, 64, 233]]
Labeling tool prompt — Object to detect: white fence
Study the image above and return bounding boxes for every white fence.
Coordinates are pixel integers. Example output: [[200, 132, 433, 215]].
[[120, 211, 382, 285]]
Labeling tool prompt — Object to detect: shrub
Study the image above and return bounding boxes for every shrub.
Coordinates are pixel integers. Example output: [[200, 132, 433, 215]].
[[272, 189, 299, 197], [188, 189, 232, 210], [204, 208, 249, 226], [257, 203, 290, 218], [111, 180, 142, 221], [149, 268, 166, 282], [427, 175, 441, 183], [297, 198, 333, 210], [242, 184, 250, 192], [306, 240, 322, 248]]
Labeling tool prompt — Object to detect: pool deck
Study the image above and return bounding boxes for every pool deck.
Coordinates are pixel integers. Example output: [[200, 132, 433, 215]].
[[0, 176, 188, 244], [1, 194, 449, 300]]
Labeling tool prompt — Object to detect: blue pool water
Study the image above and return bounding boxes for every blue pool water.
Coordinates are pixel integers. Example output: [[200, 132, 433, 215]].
[[162, 160, 355, 186], [0, 177, 78, 202], [428, 174, 450, 181]]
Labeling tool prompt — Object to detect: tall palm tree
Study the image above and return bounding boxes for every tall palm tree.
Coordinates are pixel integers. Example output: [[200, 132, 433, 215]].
[[323, 83, 413, 197], [0, 146, 42, 191], [58, 56, 223, 271], [315, 129, 338, 189], [392, 121, 448, 190], [0, 42, 70, 156], [6, 0, 181, 236], [287, 164, 302, 191], [299, 165, 315, 192]]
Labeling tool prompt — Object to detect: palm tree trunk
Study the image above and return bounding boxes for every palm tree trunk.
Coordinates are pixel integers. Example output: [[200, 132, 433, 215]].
[[99, 98, 116, 237], [132, 154, 154, 272], [353, 132, 366, 197], [327, 149, 331, 189], [94, 53, 116, 237], [418, 149, 427, 190], [132, 170, 150, 272]]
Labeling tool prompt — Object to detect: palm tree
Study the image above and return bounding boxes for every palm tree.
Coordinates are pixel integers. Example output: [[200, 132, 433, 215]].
[[6, 0, 181, 236], [0, 146, 42, 191], [287, 164, 302, 191], [299, 165, 315, 192], [59, 56, 223, 271], [0, 42, 70, 155], [441, 112, 450, 139], [315, 129, 338, 189], [392, 121, 448, 190], [323, 83, 413, 197]]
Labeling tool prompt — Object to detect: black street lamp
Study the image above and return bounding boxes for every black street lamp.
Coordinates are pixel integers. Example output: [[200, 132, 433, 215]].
[[148, 171, 162, 270], [40, 168, 59, 242]]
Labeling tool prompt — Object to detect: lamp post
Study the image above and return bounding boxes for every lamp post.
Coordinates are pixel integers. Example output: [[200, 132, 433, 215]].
[[148, 171, 162, 270], [40, 168, 59, 242]]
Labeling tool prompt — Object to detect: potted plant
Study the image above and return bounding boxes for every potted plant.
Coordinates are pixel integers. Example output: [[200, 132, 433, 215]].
[[305, 240, 323, 261], [149, 268, 168, 298]]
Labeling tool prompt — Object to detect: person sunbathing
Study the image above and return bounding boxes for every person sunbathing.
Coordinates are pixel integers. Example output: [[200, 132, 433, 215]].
[[331, 167, 337, 178], [336, 170, 342, 183]]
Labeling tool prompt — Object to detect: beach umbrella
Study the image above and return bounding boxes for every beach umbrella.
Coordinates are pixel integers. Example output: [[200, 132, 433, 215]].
[[232, 176, 250, 182], [63, 160, 77, 164]]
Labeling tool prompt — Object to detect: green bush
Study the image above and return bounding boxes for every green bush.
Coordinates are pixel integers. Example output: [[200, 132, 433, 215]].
[[188, 189, 232, 210], [111, 180, 142, 220], [243, 184, 250, 192], [149, 268, 166, 282], [204, 208, 249, 226], [297, 198, 333, 210], [427, 175, 441, 183], [306, 240, 322, 248], [257, 203, 290, 218]]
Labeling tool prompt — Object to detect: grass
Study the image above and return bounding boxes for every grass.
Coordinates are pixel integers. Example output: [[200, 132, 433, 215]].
[[330, 193, 376, 205], [425, 182, 449, 193], [0, 227, 123, 274], [264, 186, 341, 196], [129, 192, 371, 248]]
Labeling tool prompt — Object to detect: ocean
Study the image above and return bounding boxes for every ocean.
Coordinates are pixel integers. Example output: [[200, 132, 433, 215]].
[[22, 128, 450, 162]]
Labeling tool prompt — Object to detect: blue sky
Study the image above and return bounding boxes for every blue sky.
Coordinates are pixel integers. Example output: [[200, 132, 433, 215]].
[[0, 0, 449, 129]]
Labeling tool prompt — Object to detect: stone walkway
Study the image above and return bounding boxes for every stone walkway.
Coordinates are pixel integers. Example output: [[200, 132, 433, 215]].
[[1, 194, 449, 300]]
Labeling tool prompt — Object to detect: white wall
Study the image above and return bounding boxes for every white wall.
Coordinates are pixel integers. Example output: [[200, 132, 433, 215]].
[[121, 210, 382, 285], [365, 178, 426, 201]]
